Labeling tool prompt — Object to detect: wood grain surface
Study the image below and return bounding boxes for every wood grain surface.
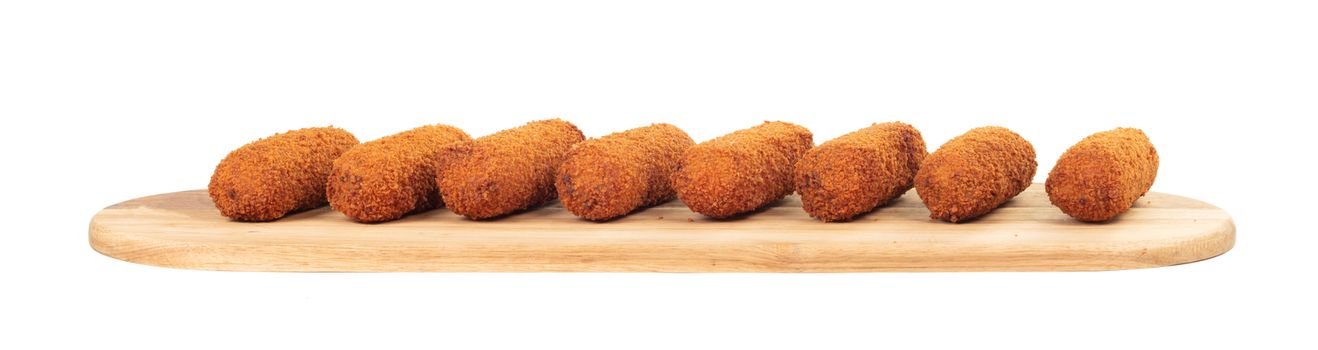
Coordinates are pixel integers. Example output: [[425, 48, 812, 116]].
[[88, 184, 1234, 272]]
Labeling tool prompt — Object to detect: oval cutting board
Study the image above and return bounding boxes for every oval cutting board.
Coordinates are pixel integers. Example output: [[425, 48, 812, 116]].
[[88, 184, 1234, 272]]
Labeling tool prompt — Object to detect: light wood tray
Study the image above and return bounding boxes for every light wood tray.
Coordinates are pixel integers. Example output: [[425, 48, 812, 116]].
[[88, 184, 1234, 272]]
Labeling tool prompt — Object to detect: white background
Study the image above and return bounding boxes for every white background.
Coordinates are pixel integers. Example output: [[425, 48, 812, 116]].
[[2, 1, 1314, 349]]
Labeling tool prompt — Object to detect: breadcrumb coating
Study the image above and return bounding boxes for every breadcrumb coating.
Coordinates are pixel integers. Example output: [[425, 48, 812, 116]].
[[1046, 128, 1159, 222], [794, 122, 928, 222], [327, 124, 472, 222], [672, 121, 813, 218], [208, 127, 359, 221], [438, 119, 585, 220], [556, 123, 695, 221], [915, 126, 1036, 223]]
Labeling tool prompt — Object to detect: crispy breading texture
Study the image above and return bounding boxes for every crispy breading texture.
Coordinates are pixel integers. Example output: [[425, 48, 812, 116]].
[[672, 121, 813, 218], [327, 124, 472, 222], [556, 123, 695, 221], [915, 126, 1036, 223], [794, 122, 928, 222], [438, 119, 585, 220], [208, 127, 359, 221], [1045, 128, 1158, 222]]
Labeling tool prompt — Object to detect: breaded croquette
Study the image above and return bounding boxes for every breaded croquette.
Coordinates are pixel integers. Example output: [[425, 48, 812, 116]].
[[794, 122, 928, 222], [327, 124, 472, 222], [1046, 128, 1159, 222], [208, 127, 359, 221], [672, 121, 813, 218], [915, 126, 1036, 223], [556, 123, 695, 221], [437, 119, 585, 219]]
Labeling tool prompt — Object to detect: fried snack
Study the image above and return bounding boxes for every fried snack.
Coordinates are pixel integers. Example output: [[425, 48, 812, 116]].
[[555, 123, 695, 221], [672, 121, 813, 218], [327, 124, 472, 222], [794, 122, 928, 222], [438, 119, 585, 219], [208, 127, 359, 221], [1045, 128, 1159, 222], [914, 126, 1036, 223]]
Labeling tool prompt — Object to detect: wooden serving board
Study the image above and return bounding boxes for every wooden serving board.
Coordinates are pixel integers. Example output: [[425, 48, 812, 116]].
[[88, 184, 1234, 272]]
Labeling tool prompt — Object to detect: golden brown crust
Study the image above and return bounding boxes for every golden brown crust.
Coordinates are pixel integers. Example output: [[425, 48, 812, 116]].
[[914, 126, 1036, 223], [437, 119, 585, 220], [208, 127, 359, 221], [556, 123, 695, 221], [327, 124, 472, 222], [1045, 128, 1158, 222], [794, 122, 928, 222], [672, 121, 813, 218]]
